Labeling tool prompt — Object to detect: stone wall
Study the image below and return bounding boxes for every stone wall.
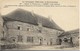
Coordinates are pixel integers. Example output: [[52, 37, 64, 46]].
[[59, 32, 79, 47], [0, 16, 3, 41], [4, 21, 62, 45]]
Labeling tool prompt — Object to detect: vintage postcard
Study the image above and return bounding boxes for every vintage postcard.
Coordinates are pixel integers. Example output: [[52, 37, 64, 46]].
[[0, 0, 79, 50]]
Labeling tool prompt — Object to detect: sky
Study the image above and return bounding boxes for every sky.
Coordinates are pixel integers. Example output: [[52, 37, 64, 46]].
[[0, 0, 79, 31]]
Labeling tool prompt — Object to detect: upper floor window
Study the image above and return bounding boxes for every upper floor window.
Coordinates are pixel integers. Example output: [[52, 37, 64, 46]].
[[38, 29, 42, 33], [27, 28, 30, 31], [17, 25, 22, 30], [18, 26, 20, 30]]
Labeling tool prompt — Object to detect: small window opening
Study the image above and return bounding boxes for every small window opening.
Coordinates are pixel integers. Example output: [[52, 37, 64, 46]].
[[18, 26, 20, 30]]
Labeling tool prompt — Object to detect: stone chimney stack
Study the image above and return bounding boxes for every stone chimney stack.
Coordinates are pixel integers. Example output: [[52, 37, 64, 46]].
[[37, 17, 42, 27], [48, 16, 53, 21]]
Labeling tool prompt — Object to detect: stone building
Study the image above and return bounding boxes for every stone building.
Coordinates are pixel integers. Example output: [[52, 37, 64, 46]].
[[58, 29, 79, 47], [0, 13, 3, 43], [2, 9, 63, 46]]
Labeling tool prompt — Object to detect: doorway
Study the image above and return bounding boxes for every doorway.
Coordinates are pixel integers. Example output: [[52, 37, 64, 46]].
[[50, 39, 53, 45], [39, 38, 43, 45]]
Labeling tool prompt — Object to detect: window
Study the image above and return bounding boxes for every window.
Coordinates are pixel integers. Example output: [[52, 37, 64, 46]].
[[13, 39, 15, 42], [17, 35, 23, 42], [63, 38, 68, 42], [17, 25, 22, 30], [38, 29, 41, 33], [27, 37, 33, 43], [18, 26, 20, 30], [27, 28, 29, 31]]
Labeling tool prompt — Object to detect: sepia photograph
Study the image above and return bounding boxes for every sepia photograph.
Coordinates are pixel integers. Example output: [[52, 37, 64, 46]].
[[0, 0, 79, 50]]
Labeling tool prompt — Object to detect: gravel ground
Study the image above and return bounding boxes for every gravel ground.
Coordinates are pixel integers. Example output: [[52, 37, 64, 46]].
[[0, 45, 79, 50], [26, 45, 79, 50], [10, 45, 79, 50]]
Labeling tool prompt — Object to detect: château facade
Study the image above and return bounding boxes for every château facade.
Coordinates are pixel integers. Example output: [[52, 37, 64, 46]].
[[2, 9, 63, 46]]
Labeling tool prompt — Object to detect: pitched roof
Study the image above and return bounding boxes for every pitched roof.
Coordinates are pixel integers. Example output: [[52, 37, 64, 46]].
[[58, 29, 79, 37], [2, 8, 63, 31], [66, 29, 79, 34]]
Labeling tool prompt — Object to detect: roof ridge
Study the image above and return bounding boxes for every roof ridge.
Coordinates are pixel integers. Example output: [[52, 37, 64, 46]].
[[2, 8, 63, 31]]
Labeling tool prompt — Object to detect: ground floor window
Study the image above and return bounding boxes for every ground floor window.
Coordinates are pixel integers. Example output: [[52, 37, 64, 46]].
[[27, 37, 33, 43], [17, 35, 23, 42]]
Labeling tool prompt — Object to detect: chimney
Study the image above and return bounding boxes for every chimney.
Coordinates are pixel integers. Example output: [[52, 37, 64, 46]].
[[37, 17, 42, 27], [48, 16, 53, 21], [31, 10, 35, 17]]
